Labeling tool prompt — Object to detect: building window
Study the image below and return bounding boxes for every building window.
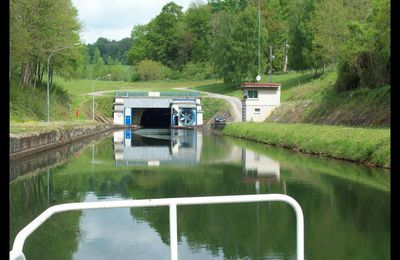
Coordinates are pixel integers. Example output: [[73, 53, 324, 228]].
[[255, 108, 260, 114], [248, 90, 258, 99]]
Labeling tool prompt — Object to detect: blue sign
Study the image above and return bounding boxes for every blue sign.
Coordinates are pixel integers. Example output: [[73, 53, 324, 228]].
[[125, 115, 131, 125]]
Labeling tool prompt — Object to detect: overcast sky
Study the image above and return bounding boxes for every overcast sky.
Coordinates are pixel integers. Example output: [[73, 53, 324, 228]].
[[71, 0, 201, 44]]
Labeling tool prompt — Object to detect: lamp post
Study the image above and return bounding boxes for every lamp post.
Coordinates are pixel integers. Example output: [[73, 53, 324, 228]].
[[46, 43, 80, 123], [92, 74, 111, 121]]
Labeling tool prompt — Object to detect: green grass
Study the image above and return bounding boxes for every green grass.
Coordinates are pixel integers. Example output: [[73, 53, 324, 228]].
[[10, 83, 72, 123], [201, 97, 230, 122], [190, 70, 316, 100], [10, 120, 103, 135], [222, 122, 390, 168]]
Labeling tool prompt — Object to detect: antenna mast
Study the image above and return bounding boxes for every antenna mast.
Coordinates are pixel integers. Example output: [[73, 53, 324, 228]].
[[257, 0, 261, 81]]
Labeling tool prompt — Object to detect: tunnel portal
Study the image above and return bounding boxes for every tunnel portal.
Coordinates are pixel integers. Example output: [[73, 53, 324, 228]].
[[140, 108, 171, 128]]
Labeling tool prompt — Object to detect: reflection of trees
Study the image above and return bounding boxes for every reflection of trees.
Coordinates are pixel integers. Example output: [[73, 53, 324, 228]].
[[10, 165, 85, 258], [128, 166, 297, 259]]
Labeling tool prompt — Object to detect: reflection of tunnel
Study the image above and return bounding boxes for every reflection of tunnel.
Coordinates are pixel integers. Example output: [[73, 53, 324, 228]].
[[140, 108, 171, 128]]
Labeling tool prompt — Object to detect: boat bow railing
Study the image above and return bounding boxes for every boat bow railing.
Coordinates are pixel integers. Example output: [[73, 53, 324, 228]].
[[10, 194, 304, 260]]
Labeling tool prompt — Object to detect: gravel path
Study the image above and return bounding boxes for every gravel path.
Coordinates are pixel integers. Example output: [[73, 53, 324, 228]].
[[173, 87, 242, 122]]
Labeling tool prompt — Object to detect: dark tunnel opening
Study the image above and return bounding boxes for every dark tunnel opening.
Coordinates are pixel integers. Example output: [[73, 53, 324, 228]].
[[140, 108, 171, 128]]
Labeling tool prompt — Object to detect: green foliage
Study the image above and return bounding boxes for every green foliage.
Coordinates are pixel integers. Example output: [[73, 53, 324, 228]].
[[87, 37, 132, 65], [134, 59, 173, 81], [201, 97, 230, 122], [335, 0, 390, 91], [10, 0, 81, 86], [287, 0, 315, 70], [180, 62, 216, 80], [310, 0, 347, 65], [211, 6, 268, 83], [223, 122, 390, 168], [184, 3, 212, 63], [10, 82, 71, 122]]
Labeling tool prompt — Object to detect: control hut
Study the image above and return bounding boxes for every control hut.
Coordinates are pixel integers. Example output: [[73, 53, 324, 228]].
[[241, 82, 281, 122]]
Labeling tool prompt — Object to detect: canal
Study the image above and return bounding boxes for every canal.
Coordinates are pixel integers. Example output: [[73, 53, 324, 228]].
[[9, 129, 390, 260]]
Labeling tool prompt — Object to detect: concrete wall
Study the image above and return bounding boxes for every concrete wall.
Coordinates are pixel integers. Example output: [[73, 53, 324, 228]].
[[10, 124, 113, 159]]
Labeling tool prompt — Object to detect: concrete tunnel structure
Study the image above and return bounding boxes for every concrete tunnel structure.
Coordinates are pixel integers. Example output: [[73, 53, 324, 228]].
[[113, 91, 203, 128]]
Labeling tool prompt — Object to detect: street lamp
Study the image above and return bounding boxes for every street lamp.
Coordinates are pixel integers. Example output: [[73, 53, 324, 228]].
[[92, 74, 111, 120], [46, 42, 80, 123]]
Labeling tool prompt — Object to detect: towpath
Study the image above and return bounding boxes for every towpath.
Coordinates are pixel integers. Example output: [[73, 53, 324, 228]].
[[173, 87, 242, 122]]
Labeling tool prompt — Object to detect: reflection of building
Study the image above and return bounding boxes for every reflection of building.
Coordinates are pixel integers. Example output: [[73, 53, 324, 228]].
[[113, 129, 202, 166], [241, 148, 280, 184], [241, 82, 281, 122]]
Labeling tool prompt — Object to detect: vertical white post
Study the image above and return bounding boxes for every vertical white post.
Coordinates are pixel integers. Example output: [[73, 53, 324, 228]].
[[169, 204, 178, 260], [92, 80, 95, 121]]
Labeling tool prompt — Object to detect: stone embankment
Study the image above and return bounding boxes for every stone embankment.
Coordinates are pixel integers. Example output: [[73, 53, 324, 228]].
[[10, 124, 114, 160]]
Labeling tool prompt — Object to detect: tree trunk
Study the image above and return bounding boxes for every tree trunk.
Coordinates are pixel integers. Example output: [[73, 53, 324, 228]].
[[283, 41, 289, 72], [33, 58, 39, 88], [21, 62, 33, 87]]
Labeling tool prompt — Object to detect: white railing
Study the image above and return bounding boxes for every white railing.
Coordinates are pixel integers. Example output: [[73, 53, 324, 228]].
[[10, 194, 304, 260]]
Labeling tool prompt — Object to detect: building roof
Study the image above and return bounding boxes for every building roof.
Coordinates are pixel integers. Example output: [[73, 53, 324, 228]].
[[241, 82, 281, 89]]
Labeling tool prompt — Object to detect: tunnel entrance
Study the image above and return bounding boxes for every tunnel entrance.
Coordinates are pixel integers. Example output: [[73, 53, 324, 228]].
[[140, 108, 171, 128]]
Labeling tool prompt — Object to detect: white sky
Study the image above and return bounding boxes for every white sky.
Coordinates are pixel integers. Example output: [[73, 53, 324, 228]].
[[71, 0, 202, 44]]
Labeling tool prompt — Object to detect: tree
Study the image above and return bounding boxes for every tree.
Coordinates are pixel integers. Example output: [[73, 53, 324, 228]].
[[287, 0, 315, 71], [184, 3, 212, 63], [211, 6, 267, 83], [10, 0, 81, 87], [311, 0, 347, 66]]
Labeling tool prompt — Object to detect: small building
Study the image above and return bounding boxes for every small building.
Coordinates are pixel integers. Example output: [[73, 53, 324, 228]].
[[241, 82, 281, 122]]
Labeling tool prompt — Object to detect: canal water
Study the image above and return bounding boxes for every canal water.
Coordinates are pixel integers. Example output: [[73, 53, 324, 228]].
[[10, 129, 390, 260]]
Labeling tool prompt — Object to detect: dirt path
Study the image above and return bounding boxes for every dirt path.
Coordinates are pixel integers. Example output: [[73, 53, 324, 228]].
[[173, 87, 242, 122]]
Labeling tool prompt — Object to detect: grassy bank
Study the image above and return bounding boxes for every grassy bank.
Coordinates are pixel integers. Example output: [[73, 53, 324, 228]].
[[222, 122, 390, 168], [10, 120, 104, 135]]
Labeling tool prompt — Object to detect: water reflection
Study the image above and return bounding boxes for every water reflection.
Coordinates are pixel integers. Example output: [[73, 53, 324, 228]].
[[113, 129, 202, 166], [9, 129, 390, 260]]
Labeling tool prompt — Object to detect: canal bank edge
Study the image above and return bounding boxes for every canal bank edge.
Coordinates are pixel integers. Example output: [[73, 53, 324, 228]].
[[222, 122, 390, 169], [10, 124, 115, 160]]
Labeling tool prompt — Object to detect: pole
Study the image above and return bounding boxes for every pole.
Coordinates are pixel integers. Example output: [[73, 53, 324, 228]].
[[47, 55, 51, 123], [46, 43, 80, 123], [92, 80, 95, 120], [258, 0, 261, 77], [269, 45, 273, 82]]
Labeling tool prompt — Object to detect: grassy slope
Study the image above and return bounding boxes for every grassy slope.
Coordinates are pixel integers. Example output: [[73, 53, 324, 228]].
[[191, 70, 390, 127], [190, 71, 390, 167], [223, 122, 390, 168]]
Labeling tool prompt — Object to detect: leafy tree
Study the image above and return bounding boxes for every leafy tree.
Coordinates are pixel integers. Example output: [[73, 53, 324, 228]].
[[287, 0, 315, 71], [127, 24, 153, 65], [336, 0, 390, 90], [184, 3, 212, 63], [311, 0, 347, 66], [211, 6, 267, 83], [10, 0, 81, 87]]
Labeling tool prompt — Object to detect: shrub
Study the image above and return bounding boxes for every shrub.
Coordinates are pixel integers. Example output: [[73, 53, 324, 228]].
[[181, 62, 216, 80], [135, 59, 172, 81]]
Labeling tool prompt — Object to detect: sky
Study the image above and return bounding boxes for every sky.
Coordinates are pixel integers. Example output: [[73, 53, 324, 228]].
[[71, 0, 202, 44]]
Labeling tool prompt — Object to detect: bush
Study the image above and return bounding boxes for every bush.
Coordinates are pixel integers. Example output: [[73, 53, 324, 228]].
[[336, 51, 390, 91], [134, 59, 172, 81], [181, 62, 216, 80]]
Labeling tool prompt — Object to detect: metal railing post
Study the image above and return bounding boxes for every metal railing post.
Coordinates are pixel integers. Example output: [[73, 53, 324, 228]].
[[169, 203, 178, 260]]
